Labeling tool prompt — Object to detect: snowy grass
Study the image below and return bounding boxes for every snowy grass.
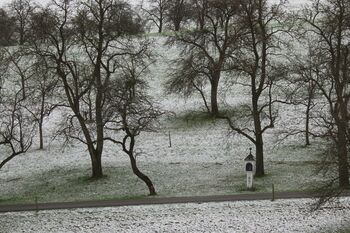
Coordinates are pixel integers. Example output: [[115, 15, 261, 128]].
[[0, 1, 345, 232], [1, 198, 350, 233], [0, 18, 337, 205], [0, 113, 330, 204], [0, 97, 329, 203]]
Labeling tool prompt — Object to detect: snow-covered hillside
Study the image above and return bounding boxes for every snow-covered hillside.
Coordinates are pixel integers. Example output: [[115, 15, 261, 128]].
[[0, 0, 347, 232], [0, 36, 331, 204]]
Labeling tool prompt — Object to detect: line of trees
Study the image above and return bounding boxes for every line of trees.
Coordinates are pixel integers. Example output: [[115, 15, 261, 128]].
[[166, 0, 289, 177], [0, 0, 162, 195], [0, 0, 349, 196], [141, 0, 192, 32], [299, 0, 350, 189], [165, 0, 350, 187], [0, 0, 36, 46]]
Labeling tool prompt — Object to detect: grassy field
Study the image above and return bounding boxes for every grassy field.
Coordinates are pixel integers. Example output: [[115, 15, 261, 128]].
[[0, 110, 331, 204], [0, 36, 334, 205]]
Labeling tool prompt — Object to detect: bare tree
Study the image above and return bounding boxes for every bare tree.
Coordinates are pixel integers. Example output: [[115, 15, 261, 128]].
[[310, 143, 347, 209], [75, 0, 146, 178], [5, 46, 59, 150], [166, 0, 242, 117], [31, 0, 148, 179], [105, 1, 144, 36], [8, 0, 36, 45], [28, 7, 57, 44], [220, 0, 290, 177], [105, 43, 162, 195], [283, 42, 321, 146], [6, 48, 35, 100], [0, 89, 35, 170], [0, 8, 15, 46], [300, 0, 350, 188], [0, 47, 9, 82], [141, 0, 169, 33], [0, 48, 35, 169], [31, 0, 103, 178], [24, 56, 59, 149], [165, 0, 190, 31], [109, 94, 162, 196], [189, 0, 209, 30]]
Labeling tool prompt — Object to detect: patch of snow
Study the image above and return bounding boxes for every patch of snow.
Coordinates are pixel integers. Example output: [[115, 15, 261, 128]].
[[1, 198, 350, 233], [0, 35, 331, 203]]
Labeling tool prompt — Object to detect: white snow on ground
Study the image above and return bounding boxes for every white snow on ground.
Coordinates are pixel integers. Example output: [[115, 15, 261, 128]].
[[0, 35, 332, 203], [0, 0, 347, 232], [1, 198, 350, 233]]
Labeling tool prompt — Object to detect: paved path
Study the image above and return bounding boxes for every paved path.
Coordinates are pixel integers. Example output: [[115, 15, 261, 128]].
[[3, 191, 347, 213]]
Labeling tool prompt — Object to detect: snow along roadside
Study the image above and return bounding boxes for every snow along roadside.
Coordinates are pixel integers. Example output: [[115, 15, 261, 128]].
[[1, 198, 349, 233]]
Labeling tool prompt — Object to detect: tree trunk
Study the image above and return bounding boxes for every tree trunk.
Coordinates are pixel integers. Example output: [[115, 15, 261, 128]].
[[88, 91, 93, 121], [199, 9, 205, 30], [39, 93, 45, 150], [39, 121, 43, 150], [253, 97, 265, 177], [19, 28, 25, 46], [21, 77, 26, 100], [174, 21, 181, 31], [198, 14, 205, 30], [337, 120, 350, 188], [91, 151, 103, 179], [159, 19, 163, 33], [305, 82, 315, 146], [0, 152, 21, 170], [210, 75, 220, 117], [255, 134, 265, 177], [92, 30, 105, 179], [74, 109, 104, 179], [128, 153, 156, 195], [305, 101, 311, 146]]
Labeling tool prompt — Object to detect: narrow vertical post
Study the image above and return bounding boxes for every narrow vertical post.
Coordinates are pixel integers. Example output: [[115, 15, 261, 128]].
[[168, 131, 172, 148], [271, 183, 275, 201]]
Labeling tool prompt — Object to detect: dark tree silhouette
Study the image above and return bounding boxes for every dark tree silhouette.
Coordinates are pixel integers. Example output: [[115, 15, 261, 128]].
[[300, 0, 350, 188], [105, 40, 162, 196], [0, 90, 35, 170], [0, 8, 15, 46], [8, 0, 36, 45], [220, 0, 290, 177], [166, 0, 242, 117], [141, 0, 169, 33]]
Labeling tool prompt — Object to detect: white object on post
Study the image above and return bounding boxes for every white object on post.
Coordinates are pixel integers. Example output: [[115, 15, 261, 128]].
[[244, 148, 256, 189]]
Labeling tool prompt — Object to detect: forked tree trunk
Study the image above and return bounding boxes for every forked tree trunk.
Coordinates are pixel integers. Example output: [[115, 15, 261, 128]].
[[79, 116, 103, 179]]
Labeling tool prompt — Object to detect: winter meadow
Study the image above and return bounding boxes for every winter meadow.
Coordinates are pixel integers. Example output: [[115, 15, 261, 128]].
[[1, 0, 350, 232]]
